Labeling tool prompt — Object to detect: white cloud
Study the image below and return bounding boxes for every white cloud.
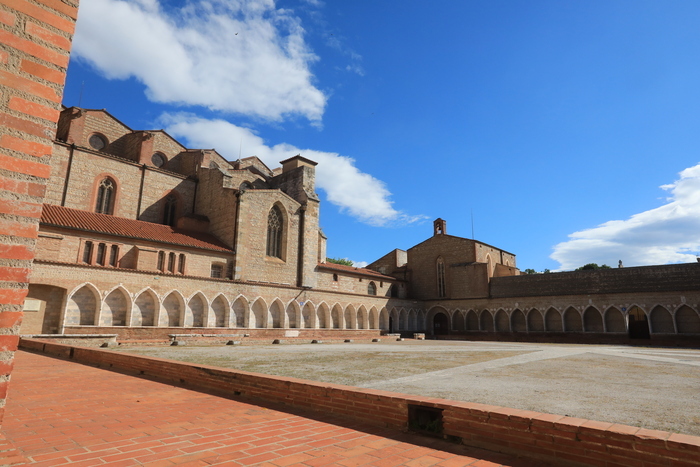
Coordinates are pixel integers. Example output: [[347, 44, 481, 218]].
[[73, 0, 326, 122], [162, 113, 425, 226], [551, 163, 700, 270]]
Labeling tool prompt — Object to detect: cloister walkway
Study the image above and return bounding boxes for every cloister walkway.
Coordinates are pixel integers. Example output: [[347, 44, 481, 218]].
[[0, 351, 541, 467]]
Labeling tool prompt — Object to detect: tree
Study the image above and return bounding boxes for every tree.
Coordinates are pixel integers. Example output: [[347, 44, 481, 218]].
[[326, 257, 353, 266], [575, 263, 611, 271], [523, 269, 537, 275]]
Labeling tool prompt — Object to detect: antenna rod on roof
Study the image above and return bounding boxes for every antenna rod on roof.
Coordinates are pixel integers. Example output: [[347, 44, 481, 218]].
[[471, 209, 475, 240]]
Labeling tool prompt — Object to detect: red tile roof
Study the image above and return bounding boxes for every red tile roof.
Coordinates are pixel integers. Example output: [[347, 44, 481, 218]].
[[41, 204, 232, 252], [317, 261, 396, 280]]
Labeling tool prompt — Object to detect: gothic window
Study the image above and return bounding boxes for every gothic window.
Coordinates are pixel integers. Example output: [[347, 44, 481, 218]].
[[163, 195, 177, 226], [151, 152, 166, 168], [82, 241, 93, 264], [178, 254, 186, 274], [168, 252, 175, 273], [437, 257, 446, 298], [368, 282, 377, 295], [157, 251, 165, 271], [96, 243, 106, 265], [266, 205, 283, 259], [109, 245, 119, 267], [95, 178, 115, 214]]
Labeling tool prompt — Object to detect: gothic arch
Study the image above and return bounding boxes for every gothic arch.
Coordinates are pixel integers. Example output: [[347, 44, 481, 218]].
[[511, 309, 526, 332], [301, 300, 316, 329], [379, 307, 389, 330], [132, 288, 158, 326], [452, 310, 465, 331], [210, 294, 228, 328], [563, 307, 583, 332], [650, 305, 674, 334], [317, 302, 330, 329], [331, 304, 343, 329], [357, 306, 369, 330], [269, 299, 284, 328], [186, 292, 208, 327], [545, 308, 563, 332], [479, 310, 494, 332], [231, 295, 249, 328], [465, 310, 479, 330], [675, 305, 700, 334], [369, 307, 379, 329], [398, 308, 408, 331], [284, 300, 300, 328], [604, 307, 626, 333], [101, 286, 130, 327], [494, 309, 509, 332], [344, 304, 357, 330], [583, 307, 604, 332], [527, 309, 544, 332], [161, 291, 185, 327], [266, 203, 288, 260], [251, 298, 268, 329], [65, 283, 100, 327], [408, 309, 417, 331]]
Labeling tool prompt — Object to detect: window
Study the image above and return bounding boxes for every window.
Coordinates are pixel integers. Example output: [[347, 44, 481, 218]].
[[95, 178, 115, 214], [226, 261, 234, 279], [157, 251, 165, 271], [168, 252, 175, 273], [96, 243, 106, 265], [151, 152, 166, 168], [163, 195, 177, 226], [89, 133, 107, 151], [368, 281, 377, 295], [437, 257, 446, 298], [178, 254, 186, 274], [109, 245, 119, 267], [82, 241, 93, 264], [332, 274, 338, 282], [210, 264, 223, 278], [266, 205, 283, 258]]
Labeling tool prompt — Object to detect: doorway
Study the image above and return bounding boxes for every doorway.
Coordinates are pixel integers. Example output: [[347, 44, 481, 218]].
[[628, 306, 650, 339], [433, 312, 449, 335]]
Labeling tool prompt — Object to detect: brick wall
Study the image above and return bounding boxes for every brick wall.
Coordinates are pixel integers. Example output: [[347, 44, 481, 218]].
[[20, 339, 700, 467], [0, 0, 79, 427]]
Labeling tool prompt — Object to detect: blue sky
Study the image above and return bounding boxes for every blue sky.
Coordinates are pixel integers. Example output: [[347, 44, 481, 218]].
[[63, 0, 700, 271]]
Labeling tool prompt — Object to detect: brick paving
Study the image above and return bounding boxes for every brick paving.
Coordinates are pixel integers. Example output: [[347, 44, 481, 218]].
[[0, 351, 545, 467]]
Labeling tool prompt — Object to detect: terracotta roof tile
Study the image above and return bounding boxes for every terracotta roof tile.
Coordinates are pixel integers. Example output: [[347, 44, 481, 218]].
[[40, 204, 232, 252], [317, 261, 396, 280]]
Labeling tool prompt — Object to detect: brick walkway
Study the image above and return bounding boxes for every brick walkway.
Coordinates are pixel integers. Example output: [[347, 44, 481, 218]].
[[0, 351, 541, 466]]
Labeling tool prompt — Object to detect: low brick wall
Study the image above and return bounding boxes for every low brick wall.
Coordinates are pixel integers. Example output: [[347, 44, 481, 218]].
[[19, 338, 700, 467], [436, 332, 700, 347]]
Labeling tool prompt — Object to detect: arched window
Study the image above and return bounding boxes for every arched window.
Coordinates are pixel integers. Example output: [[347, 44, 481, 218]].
[[437, 257, 446, 297], [368, 282, 377, 295], [163, 195, 177, 226], [266, 205, 283, 258], [109, 245, 119, 267], [168, 252, 175, 273], [157, 251, 165, 271], [178, 254, 186, 274], [95, 178, 115, 214]]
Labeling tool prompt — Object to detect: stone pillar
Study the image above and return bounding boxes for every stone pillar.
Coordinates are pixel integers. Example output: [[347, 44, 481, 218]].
[[0, 0, 79, 426]]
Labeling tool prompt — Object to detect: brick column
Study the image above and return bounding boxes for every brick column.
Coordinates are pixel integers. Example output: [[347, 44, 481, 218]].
[[0, 0, 79, 425]]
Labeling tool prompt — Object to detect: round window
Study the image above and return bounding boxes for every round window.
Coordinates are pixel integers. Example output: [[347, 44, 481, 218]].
[[151, 152, 166, 168], [89, 134, 107, 151]]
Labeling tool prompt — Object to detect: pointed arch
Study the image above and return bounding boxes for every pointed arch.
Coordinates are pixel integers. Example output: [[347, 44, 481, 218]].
[[231, 295, 248, 328], [399, 308, 408, 331], [65, 283, 100, 326], [210, 295, 228, 327], [545, 308, 563, 332], [563, 307, 583, 332], [511, 309, 526, 332], [357, 306, 368, 330], [604, 307, 625, 333], [495, 309, 509, 332], [331, 304, 343, 329], [466, 310, 479, 330], [317, 302, 330, 329], [101, 286, 130, 326], [269, 299, 284, 328], [369, 307, 379, 329], [133, 288, 157, 326], [419, 309, 427, 331], [266, 204, 286, 259], [285, 300, 300, 328], [583, 307, 604, 332], [480, 310, 494, 332], [251, 298, 268, 329], [649, 305, 674, 333], [302, 301, 316, 329], [452, 310, 465, 331], [675, 305, 700, 334], [408, 309, 417, 331], [527, 309, 544, 332], [344, 304, 357, 330], [379, 307, 389, 330], [186, 292, 207, 327], [162, 291, 185, 327]]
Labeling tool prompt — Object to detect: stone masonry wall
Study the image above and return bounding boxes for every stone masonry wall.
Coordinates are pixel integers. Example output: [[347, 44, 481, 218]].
[[0, 0, 79, 427]]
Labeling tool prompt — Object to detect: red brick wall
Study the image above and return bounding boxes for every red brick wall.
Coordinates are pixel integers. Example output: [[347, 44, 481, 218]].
[[0, 0, 79, 426], [20, 338, 700, 467]]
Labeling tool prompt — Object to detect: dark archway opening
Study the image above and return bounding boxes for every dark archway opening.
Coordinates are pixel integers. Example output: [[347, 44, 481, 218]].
[[433, 312, 449, 335], [628, 306, 650, 339]]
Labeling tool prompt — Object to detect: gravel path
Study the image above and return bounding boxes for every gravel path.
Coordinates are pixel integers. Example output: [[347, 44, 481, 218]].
[[116, 341, 700, 436]]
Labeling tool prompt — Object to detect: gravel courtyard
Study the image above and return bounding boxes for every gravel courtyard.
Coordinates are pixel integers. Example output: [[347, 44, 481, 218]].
[[116, 340, 700, 436]]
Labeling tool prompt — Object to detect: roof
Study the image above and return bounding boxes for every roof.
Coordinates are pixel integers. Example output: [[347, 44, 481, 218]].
[[40, 204, 233, 253], [317, 262, 397, 280]]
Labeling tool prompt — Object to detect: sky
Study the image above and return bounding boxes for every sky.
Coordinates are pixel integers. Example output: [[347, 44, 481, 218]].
[[62, 0, 700, 271]]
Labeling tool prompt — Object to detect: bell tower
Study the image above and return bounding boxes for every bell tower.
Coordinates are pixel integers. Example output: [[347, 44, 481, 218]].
[[433, 218, 447, 236]]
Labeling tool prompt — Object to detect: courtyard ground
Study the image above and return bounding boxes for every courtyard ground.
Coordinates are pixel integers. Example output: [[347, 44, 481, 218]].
[[116, 340, 700, 437]]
